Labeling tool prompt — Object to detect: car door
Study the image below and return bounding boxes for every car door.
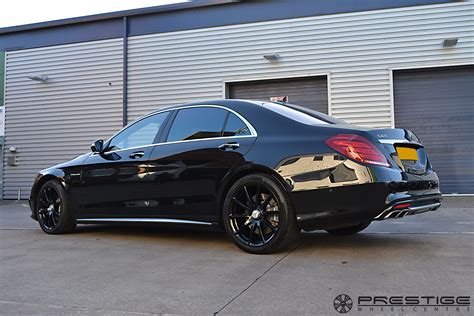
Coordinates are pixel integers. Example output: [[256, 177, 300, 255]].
[[145, 106, 257, 222], [76, 111, 170, 217]]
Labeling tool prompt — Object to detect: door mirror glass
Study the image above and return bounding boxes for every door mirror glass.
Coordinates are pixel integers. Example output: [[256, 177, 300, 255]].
[[91, 139, 104, 153]]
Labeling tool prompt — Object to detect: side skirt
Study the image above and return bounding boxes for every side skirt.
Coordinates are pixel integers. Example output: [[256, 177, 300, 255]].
[[76, 218, 214, 226]]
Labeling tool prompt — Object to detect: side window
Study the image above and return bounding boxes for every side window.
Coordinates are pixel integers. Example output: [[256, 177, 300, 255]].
[[223, 112, 251, 137], [107, 112, 169, 151], [166, 107, 227, 142]]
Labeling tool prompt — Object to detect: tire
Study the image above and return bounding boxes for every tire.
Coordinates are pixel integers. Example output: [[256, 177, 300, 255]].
[[326, 221, 371, 236], [36, 180, 76, 234], [222, 173, 299, 254]]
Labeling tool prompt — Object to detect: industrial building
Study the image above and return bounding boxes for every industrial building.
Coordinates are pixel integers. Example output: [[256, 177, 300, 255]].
[[0, 0, 473, 199]]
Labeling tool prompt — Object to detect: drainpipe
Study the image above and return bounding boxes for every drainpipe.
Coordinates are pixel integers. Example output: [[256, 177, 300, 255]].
[[122, 16, 128, 127]]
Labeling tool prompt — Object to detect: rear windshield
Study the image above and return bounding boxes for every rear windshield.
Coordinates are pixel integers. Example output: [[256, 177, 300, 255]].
[[262, 102, 347, 125]]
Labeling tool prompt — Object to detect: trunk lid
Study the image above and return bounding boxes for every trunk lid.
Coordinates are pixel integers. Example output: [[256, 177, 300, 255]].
[[366, 128, 429, 175]]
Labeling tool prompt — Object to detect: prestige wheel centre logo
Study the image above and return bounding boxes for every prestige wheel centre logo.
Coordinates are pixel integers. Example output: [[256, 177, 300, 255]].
[[333, 295, 470, 313], [334, 294, 353, 313]]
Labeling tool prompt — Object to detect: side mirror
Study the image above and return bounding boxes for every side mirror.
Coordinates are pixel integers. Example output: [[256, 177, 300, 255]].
[[91, 139, 104, 153]]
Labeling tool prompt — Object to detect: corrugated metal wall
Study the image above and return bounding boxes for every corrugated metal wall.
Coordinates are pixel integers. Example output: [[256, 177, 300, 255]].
[[0, 51, 5, 107], [3, 2, 474, 199], [127, 1, 473, 127], [3, 39, 123, 199]]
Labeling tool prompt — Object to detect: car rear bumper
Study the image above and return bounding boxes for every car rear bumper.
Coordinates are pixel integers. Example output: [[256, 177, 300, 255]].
[[374, 197, 441, 220], [292, 180, 442, 231]]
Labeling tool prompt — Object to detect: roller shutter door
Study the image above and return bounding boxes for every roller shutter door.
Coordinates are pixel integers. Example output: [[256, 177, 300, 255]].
[[228, 77, 328, 114], [394, 66, 474, 194]]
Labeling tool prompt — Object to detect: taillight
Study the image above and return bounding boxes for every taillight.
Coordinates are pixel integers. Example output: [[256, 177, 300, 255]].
[[325, 134, 390, 167]]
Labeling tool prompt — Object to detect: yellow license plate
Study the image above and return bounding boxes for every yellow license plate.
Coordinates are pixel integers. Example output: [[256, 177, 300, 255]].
[[396, 147, 418, 161]]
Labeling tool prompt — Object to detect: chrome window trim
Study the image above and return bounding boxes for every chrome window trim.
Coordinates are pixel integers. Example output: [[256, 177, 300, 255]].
[[99, 104, 258, 155], [77, 218, 213, 226], [97, 134, 257, 155]]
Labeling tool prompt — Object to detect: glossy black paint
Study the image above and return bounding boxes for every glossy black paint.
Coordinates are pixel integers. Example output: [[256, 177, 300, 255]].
[[144, 137, 256, 222], [30, 100, 441, 229]]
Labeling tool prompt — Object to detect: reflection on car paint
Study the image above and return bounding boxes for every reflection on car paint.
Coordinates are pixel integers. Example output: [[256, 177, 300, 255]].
[[276, 154, 373, 191]]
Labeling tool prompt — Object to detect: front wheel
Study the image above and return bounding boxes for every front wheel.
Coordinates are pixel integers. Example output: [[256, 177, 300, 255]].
[[326, 221, 371, 236], [222, 174, 299, 254], [36, 180, 76, 234]]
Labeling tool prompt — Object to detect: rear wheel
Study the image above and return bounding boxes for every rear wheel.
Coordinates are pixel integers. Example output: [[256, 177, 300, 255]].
[[326, 221, 371, 236], [223, 174, 299, 254], [36, 180, 76, 234]]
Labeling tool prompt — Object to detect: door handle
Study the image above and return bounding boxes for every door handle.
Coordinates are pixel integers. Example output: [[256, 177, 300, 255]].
[[129, 151, 145, 159], [218, 142, 240, 150]]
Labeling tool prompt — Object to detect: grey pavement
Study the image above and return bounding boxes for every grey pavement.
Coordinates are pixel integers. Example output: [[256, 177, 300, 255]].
[[0, 197, 473, 315]]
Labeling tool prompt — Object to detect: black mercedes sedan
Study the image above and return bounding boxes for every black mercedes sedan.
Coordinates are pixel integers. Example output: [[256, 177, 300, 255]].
[[29, 99, 442, 254]]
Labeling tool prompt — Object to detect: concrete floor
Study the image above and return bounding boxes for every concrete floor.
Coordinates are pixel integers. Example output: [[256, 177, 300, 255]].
[[0, 197, 472, 315]]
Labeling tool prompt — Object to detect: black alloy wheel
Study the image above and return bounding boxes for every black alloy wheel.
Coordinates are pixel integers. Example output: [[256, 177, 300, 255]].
[[36, 180, 76, 234], [229, 183, 279, 246], [223, 174, 299, 254]]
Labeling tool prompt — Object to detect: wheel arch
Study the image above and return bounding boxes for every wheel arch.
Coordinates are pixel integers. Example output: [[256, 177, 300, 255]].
[[30, 171, 66, 219], [217, 164, 291, 225]]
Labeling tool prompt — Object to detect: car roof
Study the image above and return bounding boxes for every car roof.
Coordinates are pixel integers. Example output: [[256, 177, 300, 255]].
[[149, 99, 345, 125], [149, 99, 259, 113]]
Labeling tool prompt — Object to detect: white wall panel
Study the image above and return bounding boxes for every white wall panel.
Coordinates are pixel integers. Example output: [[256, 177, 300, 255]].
[[3, 39, 123, 199], [3, 2, 474, 199], [128, 2, 474, 128]]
